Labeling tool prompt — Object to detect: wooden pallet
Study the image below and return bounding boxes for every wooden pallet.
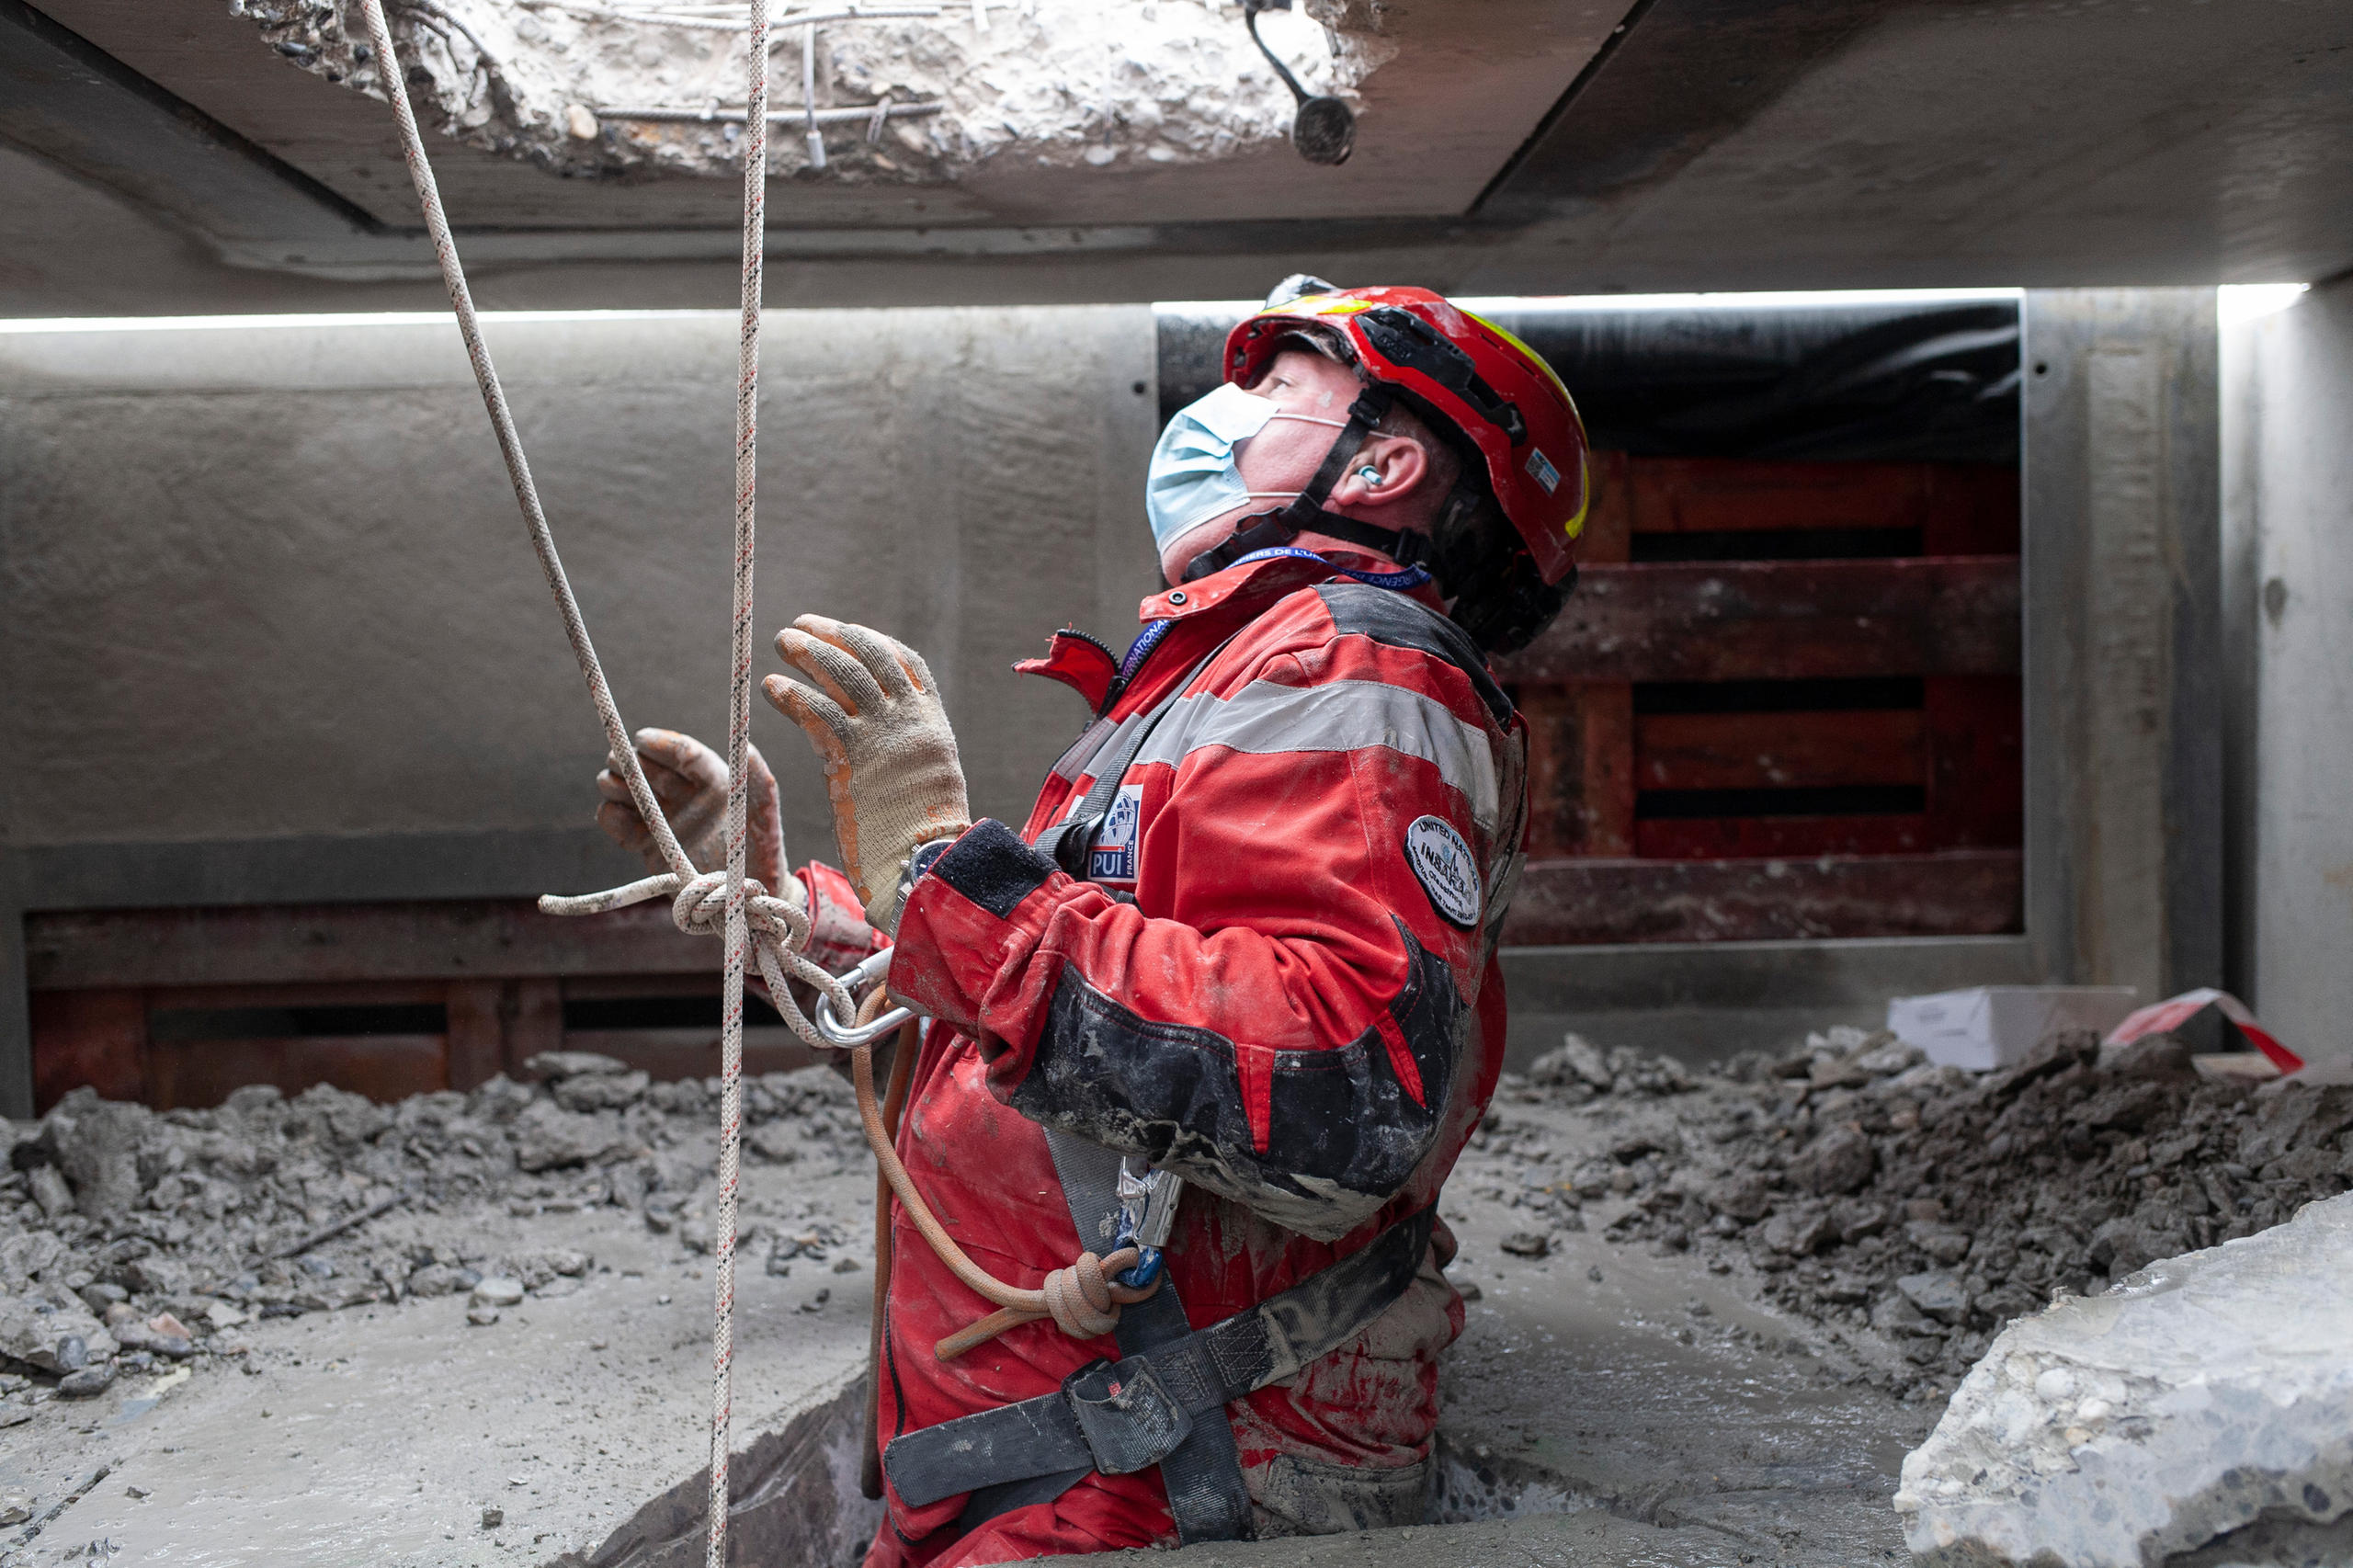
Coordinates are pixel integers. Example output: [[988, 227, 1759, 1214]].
[[24, 901, 816, 1113], [1496, 452, 2021, 945]]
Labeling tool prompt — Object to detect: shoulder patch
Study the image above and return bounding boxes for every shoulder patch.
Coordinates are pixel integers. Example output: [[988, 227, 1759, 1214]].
[[1312, 583, 1512, 725], [1404, 815, 1482, 928]]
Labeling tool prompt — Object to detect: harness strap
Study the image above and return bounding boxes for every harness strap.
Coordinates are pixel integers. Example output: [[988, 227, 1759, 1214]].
[[890, 1207, 1435, 1516]]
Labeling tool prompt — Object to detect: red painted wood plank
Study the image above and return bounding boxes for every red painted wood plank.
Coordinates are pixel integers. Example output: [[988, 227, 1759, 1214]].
[[1579, 450, 1633, 563], [1620, 458, 2017, 537], [25, 899, 713, 991], [1501, 850, 2022, 946], [1633, 814, 1931, 860], [1634, 709, 1925, 791], [1920, 466, 2020, 555], [143, 1035, 448, 1112], [29, 989, 146, 1114], [1518, 683, 1634, 857], [1924, 674, 2025, 847], [1496, 557, 2020, 684]]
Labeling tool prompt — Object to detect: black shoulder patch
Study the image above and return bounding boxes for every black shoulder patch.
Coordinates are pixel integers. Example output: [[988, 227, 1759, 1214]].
[[1313, 583, 1512, 725], [928, 819, 1058, 919]]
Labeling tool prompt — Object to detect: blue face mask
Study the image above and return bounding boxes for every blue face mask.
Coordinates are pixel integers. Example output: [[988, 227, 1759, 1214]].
[[1143, 381, 1347, 551]]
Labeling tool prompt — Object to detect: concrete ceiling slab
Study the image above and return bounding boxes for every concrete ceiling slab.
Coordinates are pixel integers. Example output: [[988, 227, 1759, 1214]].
[[24, 0, 1622, 233], [1479, 0, 2353, 287], [6, 0, 2353, 311]]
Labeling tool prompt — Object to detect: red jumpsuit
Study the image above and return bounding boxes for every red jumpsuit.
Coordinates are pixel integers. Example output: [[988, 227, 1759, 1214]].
[[863, 550, 1526, 1564]]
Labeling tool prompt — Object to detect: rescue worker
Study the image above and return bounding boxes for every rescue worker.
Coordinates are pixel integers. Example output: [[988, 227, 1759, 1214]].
[[595, 279, 1589, 1564]]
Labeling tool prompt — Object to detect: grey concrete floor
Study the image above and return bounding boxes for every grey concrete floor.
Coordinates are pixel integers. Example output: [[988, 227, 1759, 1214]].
[[1, 1174, 878, 1567], [1059, 1090, 1932, 1568], [6, 1090, 1933, 1567]]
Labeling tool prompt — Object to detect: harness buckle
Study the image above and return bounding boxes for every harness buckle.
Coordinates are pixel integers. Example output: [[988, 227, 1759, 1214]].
[[1062, 1356, 1193, 1476]]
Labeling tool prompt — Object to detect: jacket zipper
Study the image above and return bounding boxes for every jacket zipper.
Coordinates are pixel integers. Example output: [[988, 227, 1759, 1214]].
[[1101, 619, 1174, 715]]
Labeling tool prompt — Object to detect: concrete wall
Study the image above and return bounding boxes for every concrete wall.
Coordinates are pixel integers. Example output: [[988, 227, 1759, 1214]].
[[2020, 290, 2222, 1004], [2222, 278, 2353, 1060], [0, 306, 1162, 1102], [0, 307, 1161, 846], [10, 295, 2228, 1107]]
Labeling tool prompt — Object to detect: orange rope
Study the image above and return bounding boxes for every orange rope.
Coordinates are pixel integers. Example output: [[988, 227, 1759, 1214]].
[[845, 989, 1155, 1360]]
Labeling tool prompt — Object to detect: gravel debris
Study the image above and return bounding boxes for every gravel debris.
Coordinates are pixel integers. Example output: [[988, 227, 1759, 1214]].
[[1476, 1028, 2353, 1403], [0, 1060, 867, 1411]]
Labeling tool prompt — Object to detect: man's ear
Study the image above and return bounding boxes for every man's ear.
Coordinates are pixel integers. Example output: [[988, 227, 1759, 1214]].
[[1328, 433, 1430, 512]]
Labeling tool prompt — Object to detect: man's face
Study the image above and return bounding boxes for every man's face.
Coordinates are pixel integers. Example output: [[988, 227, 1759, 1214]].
[[1156, 349, 1364, 584]]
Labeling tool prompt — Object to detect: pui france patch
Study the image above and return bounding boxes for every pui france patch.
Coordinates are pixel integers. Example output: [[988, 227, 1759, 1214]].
[[1404, 815, 1481, 928], [1087, 783, 1144, 883]]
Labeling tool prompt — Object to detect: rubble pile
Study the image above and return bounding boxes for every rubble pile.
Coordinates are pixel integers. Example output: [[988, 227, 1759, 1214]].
[[0, 1053, 865, 1412], [1492, 1028, 2353, 1399]]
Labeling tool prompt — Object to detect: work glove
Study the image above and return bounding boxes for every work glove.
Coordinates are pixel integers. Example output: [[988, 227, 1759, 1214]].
[[762, 616, 971, 934], [594, 728, 786, 896]]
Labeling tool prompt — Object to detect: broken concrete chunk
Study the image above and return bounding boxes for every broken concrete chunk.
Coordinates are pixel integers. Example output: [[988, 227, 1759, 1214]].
[[1905, 1221, 1974, 1266], [38, 1088, 150, 1219], [1528, 1034, 1613, 1092], [1499, 1232, 1549, 1258], [27, 1165, 74, 1222], [2086, 1206, 2189, 1278], [466, 1075, 537, 1125], [471, 1277, 526, 1309], [1759, 1205, 1833, 1256], [1705, 1171, 1776, 1222], [2097, 1030, 2199, 1083], [1899, 1190, 2353, 1566], [552, 1070, 651, 1114], [745, 1124, 804, 1165], [1828, 1197, 1890, 1242], [2238, 1085, 2353, 1170], [524, 1051, 629, 1082], [1896, 1271, 1969, 1324], [0, 1294, 116, 1373], [56, 1362, 116, 1399], [510, 1102, 631, 1172], [1786, 1124, 1876, 1196]]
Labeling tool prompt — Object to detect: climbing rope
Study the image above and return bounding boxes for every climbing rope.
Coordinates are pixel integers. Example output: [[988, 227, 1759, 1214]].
[[841, 990, 1154, 1362], [347, 1, 1159, 1549]]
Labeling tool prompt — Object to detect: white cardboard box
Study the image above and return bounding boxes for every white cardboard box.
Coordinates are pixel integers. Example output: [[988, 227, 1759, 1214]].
[[1886, 986, 2140, 1073]]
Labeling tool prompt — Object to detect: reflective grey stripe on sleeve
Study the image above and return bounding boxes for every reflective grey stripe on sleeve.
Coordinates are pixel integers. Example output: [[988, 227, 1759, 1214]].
[[1134, 678, 1500, 835]]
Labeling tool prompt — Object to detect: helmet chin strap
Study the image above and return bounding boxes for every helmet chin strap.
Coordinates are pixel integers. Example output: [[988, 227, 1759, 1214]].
[[1180, 387, 1432, 584]]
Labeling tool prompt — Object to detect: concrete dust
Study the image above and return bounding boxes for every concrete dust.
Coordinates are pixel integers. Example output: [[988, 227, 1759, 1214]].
[[233, 0, 1385, 184], [1, 1056, 881, 1565]]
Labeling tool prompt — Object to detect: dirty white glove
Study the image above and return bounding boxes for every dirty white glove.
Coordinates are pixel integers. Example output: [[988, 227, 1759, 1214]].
[[762, 616, 971, 933], [594, 728, 785, 894]]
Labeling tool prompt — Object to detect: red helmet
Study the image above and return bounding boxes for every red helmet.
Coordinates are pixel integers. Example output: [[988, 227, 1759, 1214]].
[[1223, 284, 1591, 585]]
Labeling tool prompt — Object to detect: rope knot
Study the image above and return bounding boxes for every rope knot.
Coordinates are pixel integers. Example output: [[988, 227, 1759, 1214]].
[[1040, 1253, 1124, 1340]]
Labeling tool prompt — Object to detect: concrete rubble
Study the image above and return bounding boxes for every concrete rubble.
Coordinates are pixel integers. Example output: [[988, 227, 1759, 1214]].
[[0, 1053, 882, 1564], [3, 1051, 870, 1364], [6, 1028, 2347, 1563], [1897, 1190, 2353, 1568], [1488, 1027, 2353, 1405], [232, 0, 1383, 184]]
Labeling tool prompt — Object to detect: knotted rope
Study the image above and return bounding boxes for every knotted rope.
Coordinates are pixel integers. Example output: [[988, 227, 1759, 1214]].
[[348, 0, 798, 1559], [845, 992, 1157, 1363], [349, 5, 1155, 1549]]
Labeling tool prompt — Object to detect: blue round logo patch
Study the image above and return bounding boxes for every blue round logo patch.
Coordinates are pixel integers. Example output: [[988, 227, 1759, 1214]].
[[1404, 815, 1481, 928]]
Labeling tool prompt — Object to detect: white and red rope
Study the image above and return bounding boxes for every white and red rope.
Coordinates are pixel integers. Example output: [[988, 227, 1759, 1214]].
[[346, 8, 1162, 1555], [348, 1, 801, 1560], [708, 0, 770, 1548]]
